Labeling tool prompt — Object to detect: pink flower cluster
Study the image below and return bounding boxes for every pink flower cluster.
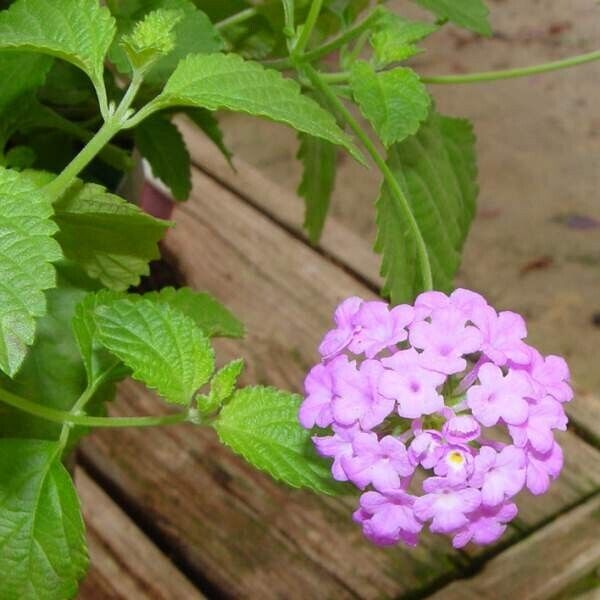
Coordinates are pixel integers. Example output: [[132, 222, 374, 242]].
[[300, 289, 572, 548]]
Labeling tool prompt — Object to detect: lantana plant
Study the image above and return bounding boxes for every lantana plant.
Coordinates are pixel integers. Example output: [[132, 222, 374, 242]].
[[0, 0, 594, 597]]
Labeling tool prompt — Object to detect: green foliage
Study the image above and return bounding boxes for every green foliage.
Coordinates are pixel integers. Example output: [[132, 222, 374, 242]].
[[375, 112, 478, 303], [94, 298, 215, 405], [411, 0, 491, 36], [151, 53, 361, 158], [0, 52, 52, 116], [370, 12, 437, 66], [120, 8, 183, 72], [0, 168, 62, 377], [0, 265, 112, 442], [0, 0, 115, 101], [297, 133, 337, 243], [350, 62, 431, 147], [110, 0, 224, 83], [134, 114, 191, 200], [142, 287, 245, 338], [53, 180, 171, 290], [0, 439, 88, 600], [215, 386, 345, 495], [198, 358, 245, 414]]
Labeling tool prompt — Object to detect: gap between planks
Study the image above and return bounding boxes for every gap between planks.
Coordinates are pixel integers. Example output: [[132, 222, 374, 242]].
[[75, 467, 204, 600], [177, 118, 600, 447], [80, 163, 600, 599]]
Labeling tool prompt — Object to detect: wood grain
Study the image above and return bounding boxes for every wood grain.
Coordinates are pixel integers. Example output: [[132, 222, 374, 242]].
[[77, 469, 203, 600], [429, 494, 600, 600], [179, 121, 600, 443], [79, 167, 600, 598]]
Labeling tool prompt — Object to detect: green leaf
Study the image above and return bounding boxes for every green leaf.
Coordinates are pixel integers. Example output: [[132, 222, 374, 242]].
[[142, 287, 244, 338], [375, 112, 478, 303], [0, 168, 62, 376], [183, 107, 233, 164], [411, 0, 491, 36], [152, 53, 361, 159], [0, 51, 52, 115], [350, 61, 431, 147], [0, 0, 116, 101], [134, 114, 191, 201], [94, 298, 215, 404], [53, 180, 171, 290], [110, 0, 224, 83], [215, 386, 344, 494], [297, 133, 337, 244], [3, 145, 35, 169], [72, 289, 123, 384], [0, 439, 88, 599], [370, 12, 437, 66], [120, 8, 183, 71], [199, 358, 244, 414]]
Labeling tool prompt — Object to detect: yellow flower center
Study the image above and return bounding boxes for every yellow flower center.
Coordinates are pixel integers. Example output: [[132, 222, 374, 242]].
[[448, 451, 464, 465]]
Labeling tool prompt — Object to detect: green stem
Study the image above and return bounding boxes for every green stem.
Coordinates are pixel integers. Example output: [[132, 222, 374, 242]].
[[293, 0, 324, 57], [303, 63, 433, 291], [0, 387, 189, 430], [318, 49, 600, 85], [215, 7, 258, 30], [421, 49, 600, 83], [43, 72, 144, 203], [266, 8, 382, 69]]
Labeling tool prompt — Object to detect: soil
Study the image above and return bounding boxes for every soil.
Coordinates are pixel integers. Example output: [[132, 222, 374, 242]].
[[216, 0, 600, 408]]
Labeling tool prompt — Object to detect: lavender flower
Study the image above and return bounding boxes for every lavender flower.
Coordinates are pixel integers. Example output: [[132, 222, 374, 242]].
[[300, 289, 572, 548]]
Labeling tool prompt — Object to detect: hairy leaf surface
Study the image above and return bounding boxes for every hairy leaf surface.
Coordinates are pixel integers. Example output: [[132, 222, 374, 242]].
[[53, 181, 170, 290], [215, 386, 345, 494], [154, 53, 360, 157], [0, 0, 115, 95], [0, 168, 62, 376], [375, 113, 478, 303], [95, 298, 215, 404], [350, 61, 430, 147], [0, 439, 88, 600]]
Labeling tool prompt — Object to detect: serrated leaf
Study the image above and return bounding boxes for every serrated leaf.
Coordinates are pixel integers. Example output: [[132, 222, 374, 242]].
[[183, 107, 233, 164], [215, 386, 344, 494], [0, 264, 117, 444], [0, 168, 62, 376], [370, 12, 437, 66], [0, 439, 88, 600], [142, 287, 244, 338], [411, 0, 491, 36], [199, 358, 245, 414], [134, 114, 191, 201], [110, 0, 224, 83], [53, 180, 171, 290], [121, 8, 183, 71], [95, 298, 215, 404], [351, 62, 431, 147], [297, 133, 337, 244], [152, 53, 361, 159], [375, 112, 478, 304], [0, 0, 116, 100]]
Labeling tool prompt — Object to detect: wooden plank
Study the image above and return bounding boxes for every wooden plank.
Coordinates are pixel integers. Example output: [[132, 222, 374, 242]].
[[429, 494, 600, 600], [76, 469, 203, 600], [81, 167, 600, 598], [179, 120, 600, 444]]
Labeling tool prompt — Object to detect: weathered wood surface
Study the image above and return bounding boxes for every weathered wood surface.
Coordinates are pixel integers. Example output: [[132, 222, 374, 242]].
[[180, 122, 600, 444], [79, 164, 600, 598], [76, 469, 203, 600], [430, 494, 600, 600]]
